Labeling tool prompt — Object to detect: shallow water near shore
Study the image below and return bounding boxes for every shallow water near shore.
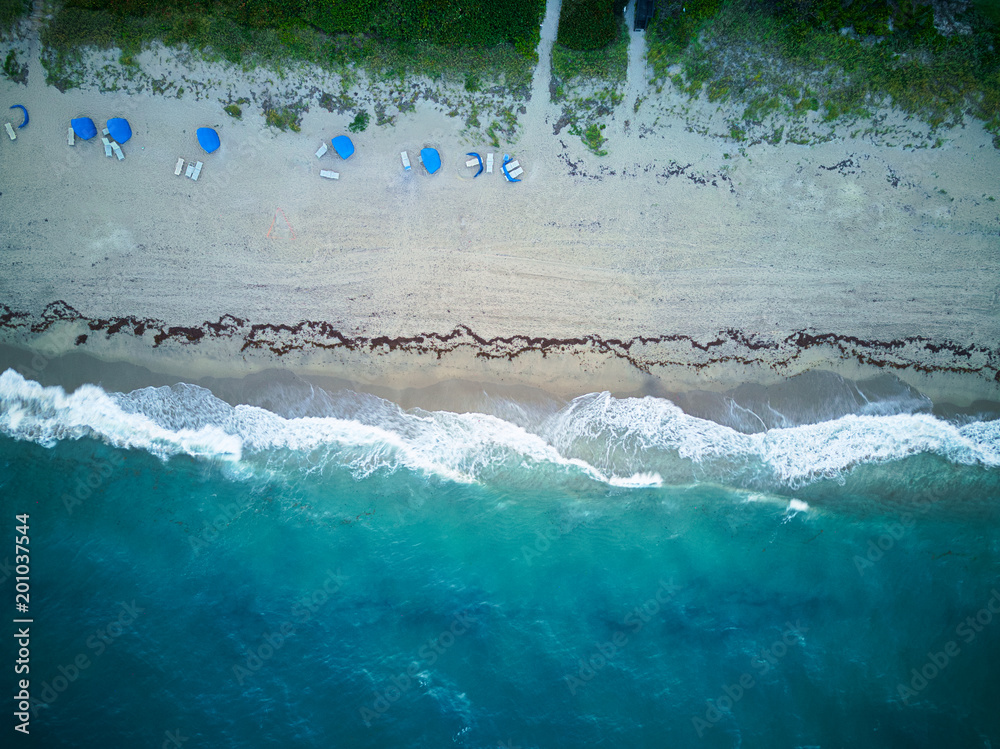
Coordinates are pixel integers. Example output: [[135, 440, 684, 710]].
[[2, 370, 999, 748]]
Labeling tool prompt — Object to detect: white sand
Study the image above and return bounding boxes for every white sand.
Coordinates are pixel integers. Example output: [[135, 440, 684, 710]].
[[1, 9, 998, 400]]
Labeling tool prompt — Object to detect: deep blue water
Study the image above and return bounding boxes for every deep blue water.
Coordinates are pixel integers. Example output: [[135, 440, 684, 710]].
[[1, 368, 999, 748]]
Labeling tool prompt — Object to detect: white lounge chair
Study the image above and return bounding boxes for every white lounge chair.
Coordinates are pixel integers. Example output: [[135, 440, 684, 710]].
[[185, 163, 195, 178], [5, 123, 15, 141], [315, 143, 328, 159], [102, 137, 113, 157], [401, 151, 411, 170], [506, 160, 520, 171], [465, 158, 479, 168], [486, 153, 493, 174], [320, 170, 339, 180], [508, 167, 524, 179], [68, 128, 75, 146], [175, 158, 185, 176], [111, 142, 124, 160], [192, 161, 203, 181]]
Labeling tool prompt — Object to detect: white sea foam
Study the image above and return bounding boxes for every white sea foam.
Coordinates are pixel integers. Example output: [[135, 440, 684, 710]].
[[1, 370, 998, 489], [608, 472, 664, 488], [543, 391, 1000, 485], [0, 370, 241, 459]]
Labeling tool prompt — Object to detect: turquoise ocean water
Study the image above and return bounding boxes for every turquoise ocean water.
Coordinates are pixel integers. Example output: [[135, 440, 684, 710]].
[[1, 368, 999, 748]]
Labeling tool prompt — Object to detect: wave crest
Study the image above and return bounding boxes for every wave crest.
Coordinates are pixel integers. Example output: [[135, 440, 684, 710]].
[[1, 370, 997, 489]]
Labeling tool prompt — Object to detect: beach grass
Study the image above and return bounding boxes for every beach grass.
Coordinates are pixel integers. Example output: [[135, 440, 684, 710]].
[[552, 17, 629, 84], [648, 0, 1000, 145], [550, 15, 628, 156], [348, 109, 370, 133], [0, 0, 29, 31], [2, 48, 26, 83], [578, 121, 608, 155], [556, 0, 621, 51], [39, 1, 543, 95], [337, 35, 536, 91], [263, 103, 303, 132]]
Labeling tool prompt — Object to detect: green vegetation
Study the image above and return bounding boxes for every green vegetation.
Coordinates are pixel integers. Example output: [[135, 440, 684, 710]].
[[486, 120, 501, 147], [43, 46, 85, 91], [2, 48, 27, 84], [40, 0, 545, 91], [348, 109, 369, 133], [647, 0, 721, 64], [648, 0, 1000, 145], [556, 0, 621, 50], [975, 0, 1000, 26], [0, 0, 30, 31], [550, 11, 627, 155], [223, 103, 242, 119], [552, 17, 628, 82], [50, 0, 543, 49], [578, 121, 607, 155], [264, 104, 302, 132], [793, 94, 820, 114]]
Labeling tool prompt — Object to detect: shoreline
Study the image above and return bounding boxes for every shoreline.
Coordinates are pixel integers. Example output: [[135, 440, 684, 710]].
[[3, 311, 999, 414], [4, 341, 1000, 448]]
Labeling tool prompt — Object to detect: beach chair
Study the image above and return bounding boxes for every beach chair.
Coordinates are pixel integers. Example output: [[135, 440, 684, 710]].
[[111, 142, 124, 161], [508, 167, 524, 179], [501, 154, 522, 183], [175, 158, 185, 176], [102, 137, 113, 158], [5, 123, 15, 141], [315, 143, 328, 159], [401, 151, 411, 170], [185, 162, 195, 178], [68, 128, 75, 146], [192, 161, 203, 181], [465, 152, 483, 178], [320, 170, 340, 180], [486, 153, 493, 174]]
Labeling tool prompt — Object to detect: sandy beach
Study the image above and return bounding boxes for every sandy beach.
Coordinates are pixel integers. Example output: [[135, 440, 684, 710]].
[[2, 2, 999, 404]]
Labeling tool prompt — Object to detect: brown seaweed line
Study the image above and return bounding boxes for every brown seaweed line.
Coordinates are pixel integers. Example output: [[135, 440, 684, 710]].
[[1, 301, 997, 382]]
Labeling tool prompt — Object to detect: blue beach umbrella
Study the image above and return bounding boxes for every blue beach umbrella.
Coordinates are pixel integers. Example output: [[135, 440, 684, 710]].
[[107, 117, 132, 144], [331, 135, 355, 160], [70, 117, 97, 140], [420, 147, 441, 175], [197, 127, 221, 154], [10, 104, 28, 128], [466, 152, 483, 178]]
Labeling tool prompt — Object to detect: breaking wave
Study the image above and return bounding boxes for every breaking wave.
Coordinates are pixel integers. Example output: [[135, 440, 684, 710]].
[[1, 369, 998, 490]]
